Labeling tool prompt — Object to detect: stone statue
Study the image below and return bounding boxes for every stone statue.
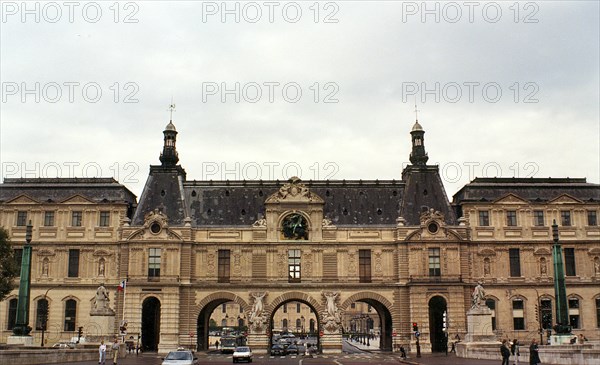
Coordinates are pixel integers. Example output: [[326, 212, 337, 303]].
[[321, 291, 342, 333], [42, 258, 49, 276], [483, 258, 490, 276], [594, 257, 600, 275], [91, 285, 114, 315], [248, 292, 268, 332], [252, 218, 267, 227], [540, 258, 547, 276], [98, 259, 105, 276], [471, 282, 485, 308]]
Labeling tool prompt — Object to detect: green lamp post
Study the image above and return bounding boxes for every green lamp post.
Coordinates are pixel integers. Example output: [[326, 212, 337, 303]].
[[12, 221, 33, 336], [551, 220, 571, 335]]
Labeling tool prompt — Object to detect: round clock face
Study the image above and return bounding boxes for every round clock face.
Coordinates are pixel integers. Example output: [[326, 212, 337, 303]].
[[282, 213, 308, 240]]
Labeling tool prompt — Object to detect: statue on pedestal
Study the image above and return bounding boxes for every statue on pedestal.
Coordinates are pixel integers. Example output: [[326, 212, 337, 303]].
[[471, 282, 486, 309], [91, 284, 115, 315]]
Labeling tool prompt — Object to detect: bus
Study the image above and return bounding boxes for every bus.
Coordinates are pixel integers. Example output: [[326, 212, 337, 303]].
[[220, 335, 245, 354]]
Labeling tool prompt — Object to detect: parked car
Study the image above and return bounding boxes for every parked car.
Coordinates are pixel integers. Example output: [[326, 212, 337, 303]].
[[232, 346, 252, 363], [161, 350, 198, 365], [52, 342, 75, 349], [270, 344, 285, 356], [286, 344, 299, 355]]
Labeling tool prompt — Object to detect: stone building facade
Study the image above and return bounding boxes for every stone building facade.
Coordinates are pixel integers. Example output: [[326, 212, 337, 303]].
[[0, 119, 598, 354]]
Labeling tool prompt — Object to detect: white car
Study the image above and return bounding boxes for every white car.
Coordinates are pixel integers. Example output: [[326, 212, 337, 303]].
[[232, 346, 252, 363], [161, 350, 198, 365]]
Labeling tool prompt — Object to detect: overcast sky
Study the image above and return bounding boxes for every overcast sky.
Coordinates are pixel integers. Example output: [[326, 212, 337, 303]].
[[1, 1, 598, 199]]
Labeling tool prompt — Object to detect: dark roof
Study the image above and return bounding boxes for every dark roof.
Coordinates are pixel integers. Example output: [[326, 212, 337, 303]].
[[452, 177, 600, 203], [0, 178, 137, 205]]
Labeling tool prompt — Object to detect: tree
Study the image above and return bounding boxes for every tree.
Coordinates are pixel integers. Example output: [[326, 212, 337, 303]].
[[0, 227, 19, 301]]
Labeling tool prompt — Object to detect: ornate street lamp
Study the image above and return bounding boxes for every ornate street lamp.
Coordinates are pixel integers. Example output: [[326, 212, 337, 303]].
[[551, 221, 571, 339]]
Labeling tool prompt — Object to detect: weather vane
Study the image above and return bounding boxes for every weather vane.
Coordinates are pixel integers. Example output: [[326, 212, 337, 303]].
[[168, 97, 176, 121], [414, 98, 420, 122]]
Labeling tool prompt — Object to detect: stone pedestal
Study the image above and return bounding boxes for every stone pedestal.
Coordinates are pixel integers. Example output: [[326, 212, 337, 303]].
[[550, 334, 573, 345], [464, 306, 496, 343], [89, 314, 116, 340], [7, 335, 34, 346], [246, 333, 269, 354], [321, 333, 342, 354]]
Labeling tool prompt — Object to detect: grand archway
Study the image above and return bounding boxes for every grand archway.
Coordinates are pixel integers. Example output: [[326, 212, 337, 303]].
[[428, 296, 447, 352], [196, 293, 249, 351], [342, 293, 393, 351], [141, 297, 161, 351], [268, 299, 320, 353]]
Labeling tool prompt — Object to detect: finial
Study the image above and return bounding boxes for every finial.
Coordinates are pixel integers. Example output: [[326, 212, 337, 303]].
[[168, 97, 176, 122], [414, 97, 419, 122]]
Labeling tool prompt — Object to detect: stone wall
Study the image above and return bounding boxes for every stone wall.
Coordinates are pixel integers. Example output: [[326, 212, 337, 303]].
[[456, 342, 600, 365], [0, 348, 99, 365]]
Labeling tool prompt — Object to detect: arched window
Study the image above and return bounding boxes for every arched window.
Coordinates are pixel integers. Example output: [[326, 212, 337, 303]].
[[485, 298, 496, 330], [568, 297, 580, 329], [309, 319, 315, 333], [595, 297, 600, 328], [64, 299, 77, 331], [296, 318, 301, 329], [282, 319, 288, 329], [512, 298, 525, 330], [36, 298, 49, 330], [7, 298, 17, 330], [541, 298, 553, 330]]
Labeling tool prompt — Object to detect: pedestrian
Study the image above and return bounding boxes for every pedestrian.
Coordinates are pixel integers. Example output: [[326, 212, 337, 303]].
[[529, 339, 541, 365], [111, 338, 119, 365], [98, 340, 106, 365], [500, 339, 511, 365], [511, 339, 520, 365], [450, 341, 456, 353], [578, 334, 588, 344], [400, 346, 406, 358], [215, 339, 219, 350]]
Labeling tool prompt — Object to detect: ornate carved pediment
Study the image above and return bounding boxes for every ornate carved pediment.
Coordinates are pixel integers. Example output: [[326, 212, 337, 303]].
[[265, 177, 324, 204], [93, 249, 113, 257], [477, 248, 496, 256], [126, 209, 182, 241], [143, 208, 169, 228], [419, 208, 445, 225], [60, 194, 95, 204], [534, 247, 552, 255], [493, 193, 528, 204], [5, 194, 40, 204], [548, 194, 584, 204]]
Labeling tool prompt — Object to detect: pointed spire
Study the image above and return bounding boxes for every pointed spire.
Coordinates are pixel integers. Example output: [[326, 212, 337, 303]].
[[409, 103, 428, 165], [159, 102, 179, 167]]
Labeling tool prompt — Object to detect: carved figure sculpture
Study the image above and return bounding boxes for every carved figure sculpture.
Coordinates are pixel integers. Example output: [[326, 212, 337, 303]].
[[472, 281, 486, 308]]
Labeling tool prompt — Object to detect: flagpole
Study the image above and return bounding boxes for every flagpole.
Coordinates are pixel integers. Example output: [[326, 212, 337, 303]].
[[122, 280, 126, 323]]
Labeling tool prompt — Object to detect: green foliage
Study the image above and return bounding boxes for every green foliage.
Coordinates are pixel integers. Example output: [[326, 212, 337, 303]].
[[0, 228, 18, 301]]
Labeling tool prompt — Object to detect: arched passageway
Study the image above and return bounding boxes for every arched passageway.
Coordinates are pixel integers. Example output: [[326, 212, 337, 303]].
[[141, 297, 161, 351], [428, 296, 447, 352]]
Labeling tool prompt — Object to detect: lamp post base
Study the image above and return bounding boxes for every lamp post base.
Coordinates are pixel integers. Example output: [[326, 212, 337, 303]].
[[7, 335, 34, 346]]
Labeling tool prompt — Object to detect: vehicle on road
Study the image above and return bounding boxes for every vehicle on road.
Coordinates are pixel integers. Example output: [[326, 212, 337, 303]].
[[270, 344, 285, 356], [232, 346, 252, 363], [161, 350, 198, 365], [285, 344, 299, 355], [52, 342, 75, 349], [221, 335, 245, 353]]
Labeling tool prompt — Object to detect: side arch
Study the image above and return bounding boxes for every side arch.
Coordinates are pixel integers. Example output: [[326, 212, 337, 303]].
[[194, 292, 250, 319], [265, 291, 322, 314], [340, 291, 393, 311]]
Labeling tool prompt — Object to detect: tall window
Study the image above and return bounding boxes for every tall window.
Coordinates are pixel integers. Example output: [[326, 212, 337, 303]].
[[564, 248, 576, 276], [512, 299, 525, 330], [283, 304, 287, 313], [296, 318, 301, 329], [429, 248, 441, 276], [71, 211, 82, 227], [68, 249, 80, 277], [588, 211, 598, 226], [16, 211, 28, 226], [221, 319, 227, 327], [288, 249, 301, 283], [506, 211, 517, 226], [64, 299, 77, 331], [568, 298, 580, 329], [533, 210, 544, 226], [218, 249, 231, 283], [44, 211, 55, 227], [7, 298, 17, 330], [509, 248, 521, 277], [148, 248, 161, 278], [485, 299, 496, 330], [99, 211, 110, 227], [561, 210, 571, 226], [13, 248, 23, 273], [282, 319, 288, 329], [222, 304, 227, 313], [359, 249, 372, 282], [36, 299, 49, 330], [541, 299, 553, 330], [296, 303, 301, 313], [596, 297, 600, 328], [478, 211, 490, 226]]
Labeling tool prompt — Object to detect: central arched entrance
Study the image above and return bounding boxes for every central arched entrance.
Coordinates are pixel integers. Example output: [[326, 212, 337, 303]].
[[428, 296, 447, 352], [141, 297, 161, 351], [268, 299, 320, 354], [342, 293, 393, 352], [196, 294, 248, 351]]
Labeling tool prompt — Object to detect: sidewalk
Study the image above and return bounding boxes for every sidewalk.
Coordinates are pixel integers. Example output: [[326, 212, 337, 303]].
[[344, 336, 381, 351], [397, 352, 503, 365]]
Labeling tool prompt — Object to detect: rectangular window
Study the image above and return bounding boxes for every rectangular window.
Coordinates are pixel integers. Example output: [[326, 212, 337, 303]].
[[68, 249, 79, 277], [218, 249, 231, 283], [99, 211, 110, 227], [561, 210, 571, 226], [513, 299, 525, 330], [13, 248, 23, 273], [283, 304, 287, 313], [64, 299, 76, 332], [541, 299, 553, 330], [485, 299, 496, 330], [596, 298, 600, 328], [478, 211, 490, 226], [506, 211, 517, 226], [35, 299, 49, 330], [222, 304, 226, 313], [148, 248, 161, 278], [297, 303, 301, 313], [71, 211, 82, 227], [429, 248, 441, 276], [588, 211, 598, 226], [16, 211, 27, 226], [288, 249, 301, 283], [509, 248, 521, 277], [564, 248, 576, 276], [359, 249, 372, 283], [44, 211, 55, 227], [569, 298, 580, 329], [7, 299, 17, 330], [533, 210, 544, 226]]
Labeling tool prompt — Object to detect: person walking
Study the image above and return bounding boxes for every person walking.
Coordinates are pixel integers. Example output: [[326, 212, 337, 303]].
[[215, 340, 219, 350], [98, 340, 106, 365], [511, 339, 520, 365], [529, 339, 541, 365], [500, 339, 511, 365], [111, 338, 120, 365]]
